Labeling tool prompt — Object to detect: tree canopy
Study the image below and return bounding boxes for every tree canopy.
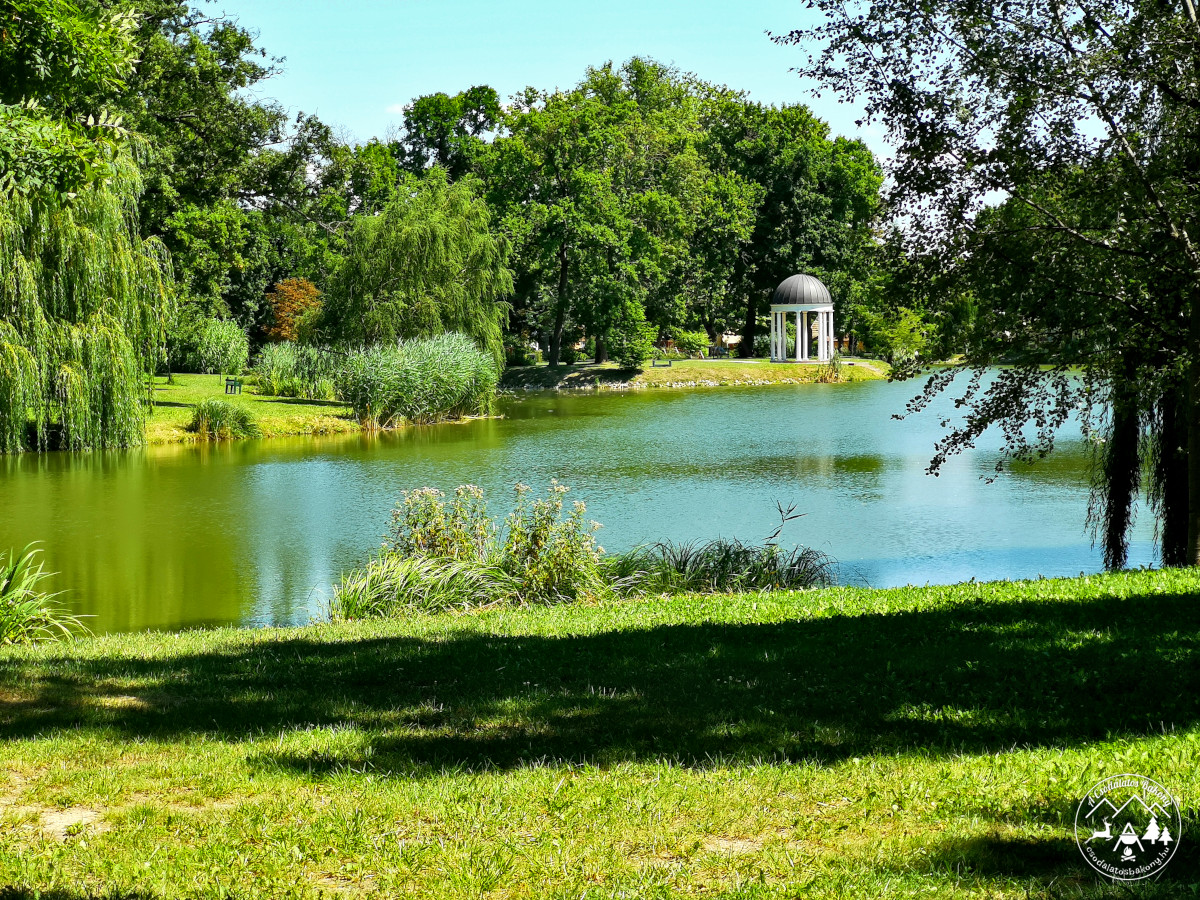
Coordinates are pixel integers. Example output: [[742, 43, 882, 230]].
[[319, 169, 512, 365], [781, 0, 1200, 565]]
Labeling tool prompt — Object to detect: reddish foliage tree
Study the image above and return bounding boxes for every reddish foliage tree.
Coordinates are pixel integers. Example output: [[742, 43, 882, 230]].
[[263, 278, 321, 342]]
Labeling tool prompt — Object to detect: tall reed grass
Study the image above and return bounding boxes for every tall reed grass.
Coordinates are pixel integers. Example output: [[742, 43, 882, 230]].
[[337, 333, 498, 427], [606, 539, 834, 594], [331, 482, 605, 618], [254, 343, 339, 401], [187, 398, 261, 440], [331, 483, 831, 621], [0, 545, 88, 644]]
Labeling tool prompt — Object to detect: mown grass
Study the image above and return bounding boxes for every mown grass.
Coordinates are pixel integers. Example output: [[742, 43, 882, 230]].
[[146, 373, 357, 443], [0, 570, 1197, 897], [501, 356, 889, 392]]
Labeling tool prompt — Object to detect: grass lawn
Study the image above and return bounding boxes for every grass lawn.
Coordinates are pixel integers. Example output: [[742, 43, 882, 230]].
[[0, 570, 1197, 897], [501, 357, 889, 392], [145, 374, 358, 444]]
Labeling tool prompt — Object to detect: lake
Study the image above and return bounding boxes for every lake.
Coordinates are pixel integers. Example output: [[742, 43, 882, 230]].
[[0, 379, 1157, 633]]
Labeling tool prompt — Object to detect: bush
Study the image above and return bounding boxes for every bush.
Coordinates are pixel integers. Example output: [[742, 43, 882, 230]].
[[504, 339, 541, 367], [168, 315, 249, 375], [608, 316, 657, 369], [187, 398, 260, 440], [674, 330, 709, 357], [337, 333, 499, 427], [0, 545, 87, 644], [254, 343, 339, 400], [331, 482, 606, 618]]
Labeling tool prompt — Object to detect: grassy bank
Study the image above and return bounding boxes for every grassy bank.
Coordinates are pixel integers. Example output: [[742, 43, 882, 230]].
[[0, 570, 1197, 897], [501, 357, 889, 392], [146, 374, 359, 444]]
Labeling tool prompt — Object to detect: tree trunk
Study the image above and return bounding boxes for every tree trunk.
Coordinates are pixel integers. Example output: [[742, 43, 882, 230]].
[[1156, 382, 1189, 567], [1188, 352, 1200, 566], [1101, 378, 1140, 570], [594, 334, 608, 364], [548, 244, 569, 367]]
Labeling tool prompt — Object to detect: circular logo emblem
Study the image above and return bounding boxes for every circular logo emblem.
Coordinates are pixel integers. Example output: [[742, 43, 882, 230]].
[[1075, 774, 1181, 881]]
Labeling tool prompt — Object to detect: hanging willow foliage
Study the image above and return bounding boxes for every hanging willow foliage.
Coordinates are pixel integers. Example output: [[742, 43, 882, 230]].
[[0, 154, 174, 451], [320, 168, 512, 366]]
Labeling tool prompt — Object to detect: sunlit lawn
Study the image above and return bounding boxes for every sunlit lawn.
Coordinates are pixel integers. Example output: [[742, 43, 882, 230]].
[[145, 374, 358, 443], [0, 570, 1197, 898]]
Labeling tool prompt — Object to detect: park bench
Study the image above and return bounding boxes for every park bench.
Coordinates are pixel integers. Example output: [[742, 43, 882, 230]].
[[224, 377, 243, 395]]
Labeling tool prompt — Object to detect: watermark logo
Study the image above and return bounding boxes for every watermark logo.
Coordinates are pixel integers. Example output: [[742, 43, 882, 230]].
[[1075, 774, 1181, 881]]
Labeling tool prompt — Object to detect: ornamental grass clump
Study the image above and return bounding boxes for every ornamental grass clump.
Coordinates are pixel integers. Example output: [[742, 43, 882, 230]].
[[336, 333, 498, 428], [607, 539, 834, 594], [187, 398, 261, 440], [0, 545, 88, 645], [331, 482, 606, 619], [254, 343, 338, 400]]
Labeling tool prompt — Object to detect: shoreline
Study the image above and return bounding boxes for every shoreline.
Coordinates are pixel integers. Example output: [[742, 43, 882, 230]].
[[500, 356, 890, 393], [141, 362, 891, 445]]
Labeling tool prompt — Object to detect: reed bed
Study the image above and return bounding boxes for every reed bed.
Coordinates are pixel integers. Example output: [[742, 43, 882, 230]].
[[336, 333, 498, 427], [187, 398, 261, 440], [253, 343, 340, 401], [332, 483, 830, 621]]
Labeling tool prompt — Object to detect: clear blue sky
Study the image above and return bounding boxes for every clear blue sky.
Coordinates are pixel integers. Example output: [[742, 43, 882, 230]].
[[222, 0, 885, 156]]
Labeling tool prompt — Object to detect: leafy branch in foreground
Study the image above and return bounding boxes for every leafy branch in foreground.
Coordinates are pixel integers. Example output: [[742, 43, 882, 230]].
[[0, 544, 88, 644]]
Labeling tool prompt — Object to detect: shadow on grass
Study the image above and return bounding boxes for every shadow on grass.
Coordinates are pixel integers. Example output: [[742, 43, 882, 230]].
[[0, 591, 1197, 775], [500, 364, 636, 391], [257, 396, 347, 408], [915, 812, 1200, 895]]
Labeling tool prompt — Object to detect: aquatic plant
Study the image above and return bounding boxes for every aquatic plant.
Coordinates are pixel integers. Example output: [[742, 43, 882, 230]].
[[254, 343, 338, 400], [332, 481, 606, 619], [0, 545, 88, 644], [336, 333, 498, 427], [606, 539, 834, 594], [187, 398, 260, 440], [330, 554, 518, 618]]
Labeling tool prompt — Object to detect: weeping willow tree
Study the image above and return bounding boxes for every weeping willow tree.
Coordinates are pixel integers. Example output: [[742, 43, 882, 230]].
[[320, 167, 512, 366], [0, 154, 174, 451]]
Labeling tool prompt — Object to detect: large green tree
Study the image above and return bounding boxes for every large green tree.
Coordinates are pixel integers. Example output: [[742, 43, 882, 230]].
[[699, 99, 882, 357], [488, 60, 746, 366], [783, 0, 1200, 565], [318, 169, 512, 365], [0, 0, 174, 451]]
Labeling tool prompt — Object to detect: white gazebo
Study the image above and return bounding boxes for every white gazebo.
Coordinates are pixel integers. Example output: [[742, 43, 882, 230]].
[[769, 273, 835, 363]]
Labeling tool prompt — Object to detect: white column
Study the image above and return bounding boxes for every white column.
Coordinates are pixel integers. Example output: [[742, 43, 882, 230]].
[[771, 311, 779, 361], [828, 310, 835, 359], [799, 311, 807, 361], [794, 311, 801, 362], [822, 310, 830, 361]]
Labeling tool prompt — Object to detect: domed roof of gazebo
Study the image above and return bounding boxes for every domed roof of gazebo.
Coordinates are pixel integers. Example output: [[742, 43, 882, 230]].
[[772, 273, 831, 307]]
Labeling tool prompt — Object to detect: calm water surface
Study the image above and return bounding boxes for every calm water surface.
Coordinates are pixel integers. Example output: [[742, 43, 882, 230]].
[[0, 380, 1157, 633]]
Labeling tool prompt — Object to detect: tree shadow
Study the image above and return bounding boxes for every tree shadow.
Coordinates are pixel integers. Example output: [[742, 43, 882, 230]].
[[258, 397, 347, 409], [0, 590, 1197, 776]]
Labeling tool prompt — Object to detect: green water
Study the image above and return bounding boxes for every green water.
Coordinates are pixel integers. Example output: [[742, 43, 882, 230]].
[[0, 381, 1155, 633]]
